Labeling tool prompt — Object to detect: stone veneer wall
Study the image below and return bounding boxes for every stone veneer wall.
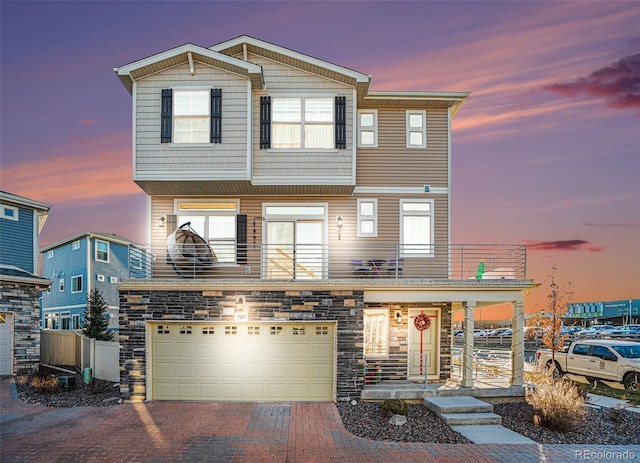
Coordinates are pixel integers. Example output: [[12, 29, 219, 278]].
[[119, 288, 364, 402], [0, 280, 46, 374]]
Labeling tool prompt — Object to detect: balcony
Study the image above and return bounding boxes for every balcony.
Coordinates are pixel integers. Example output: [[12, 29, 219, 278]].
[[128, 243, 528, 282]]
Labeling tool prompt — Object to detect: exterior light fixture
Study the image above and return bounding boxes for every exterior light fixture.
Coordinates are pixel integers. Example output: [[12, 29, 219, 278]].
[[158, 216, 166, 228], [336, 215, 343, 240], [396, 312, 402, 324]]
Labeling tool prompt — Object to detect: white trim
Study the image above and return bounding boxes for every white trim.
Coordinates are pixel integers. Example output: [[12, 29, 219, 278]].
[[0, 204, 18, 221], [351, 88, 357, 184], [406, 110, 427, 149], [86, 236, 92, 295], [72, 240, 80, 250], [357, 198, 378, 238], [145, 195, 152, 249], [246, 81, 252, 181], [357, 109, 378, 148], [97, 274, 105, 282], [447, 107, 452, 252], [253, 175, 353, 185], [209, 36, 370, 83], [399, 198, 434, 258], [110, 276, 118, 284], [71, 275, 83, 294], [132, 81, 138, 181], [365, 91, 470, 100], [95, 240, 110, 263], [354, 186, 448, 195], [42, 303, 86, 311]]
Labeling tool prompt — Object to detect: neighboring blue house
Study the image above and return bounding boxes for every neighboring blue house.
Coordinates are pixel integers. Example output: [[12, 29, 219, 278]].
[[0, 191, 52, 374], [40, 232, 150, 332]]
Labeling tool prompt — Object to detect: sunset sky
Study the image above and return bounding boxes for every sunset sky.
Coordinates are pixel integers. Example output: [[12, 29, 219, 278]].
[[1, 1, 638, 317]]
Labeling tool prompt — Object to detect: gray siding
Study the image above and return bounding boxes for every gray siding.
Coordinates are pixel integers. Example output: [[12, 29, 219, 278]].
[[247, 54, 355, 184], [135, 60, 249, 180], [357, 108, 449, 187]]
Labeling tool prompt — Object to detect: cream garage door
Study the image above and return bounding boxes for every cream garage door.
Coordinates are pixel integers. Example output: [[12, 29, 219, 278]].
[[0, 313, 13, 375], [150, 322, 335, 401]]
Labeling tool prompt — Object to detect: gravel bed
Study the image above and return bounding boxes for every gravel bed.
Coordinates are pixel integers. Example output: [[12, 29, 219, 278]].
[[15, 371, 122, 408], [336, 401, 471, 443], [494, 402, 640, 445]]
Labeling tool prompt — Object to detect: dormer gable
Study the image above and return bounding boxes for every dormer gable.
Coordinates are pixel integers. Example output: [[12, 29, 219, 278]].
[[114, 43, 264, 94]]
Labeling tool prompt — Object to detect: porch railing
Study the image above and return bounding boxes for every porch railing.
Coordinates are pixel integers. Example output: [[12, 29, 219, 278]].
[[127, 243, 527, 281]]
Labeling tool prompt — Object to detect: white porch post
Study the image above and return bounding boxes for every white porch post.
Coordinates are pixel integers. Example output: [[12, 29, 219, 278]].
[[462, 300, 475, 387], [511, 300, 525, 386]]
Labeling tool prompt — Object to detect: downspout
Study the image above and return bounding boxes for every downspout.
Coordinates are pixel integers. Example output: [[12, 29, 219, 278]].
[[447, 107, 452, 279]]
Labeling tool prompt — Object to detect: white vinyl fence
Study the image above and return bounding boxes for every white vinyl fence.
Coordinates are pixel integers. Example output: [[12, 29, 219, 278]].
[[40, 330, 119, 382]]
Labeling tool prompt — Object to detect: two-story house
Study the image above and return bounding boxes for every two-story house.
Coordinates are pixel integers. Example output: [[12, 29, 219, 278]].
[[40, 232, 149, 333], [0, 191, 51, 374], [114, 36, 536, 403]]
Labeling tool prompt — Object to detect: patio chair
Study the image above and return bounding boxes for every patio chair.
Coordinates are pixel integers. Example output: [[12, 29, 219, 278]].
[[351, 259, 372, 277], [386, 258, 404, 275]]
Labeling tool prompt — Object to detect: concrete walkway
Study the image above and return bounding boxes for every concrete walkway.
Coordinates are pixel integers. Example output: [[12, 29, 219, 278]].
[[2, 376, 639, 462]]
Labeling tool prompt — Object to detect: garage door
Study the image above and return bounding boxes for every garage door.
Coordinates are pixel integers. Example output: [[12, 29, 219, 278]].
[[0, 313, 13, 375], [150, 321, 335, 401]]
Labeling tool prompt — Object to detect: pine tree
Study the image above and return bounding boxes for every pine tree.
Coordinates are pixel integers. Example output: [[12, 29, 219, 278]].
[[82, 289, 114, 341]]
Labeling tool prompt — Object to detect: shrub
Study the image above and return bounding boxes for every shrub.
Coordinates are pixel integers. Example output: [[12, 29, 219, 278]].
[[607, 403, 628, 424], [526, 370, 586, 432], [381, 398, 408, 417], [30, 375, 58, 394]]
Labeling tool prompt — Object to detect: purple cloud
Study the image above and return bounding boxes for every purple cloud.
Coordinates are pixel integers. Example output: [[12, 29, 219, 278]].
[[525, 240, 604, 253], [544, 53, 640, 113], [582, 222, 639, 228]]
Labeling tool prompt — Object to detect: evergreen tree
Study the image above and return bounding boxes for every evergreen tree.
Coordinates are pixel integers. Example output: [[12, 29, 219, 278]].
[[82, 289, 114, 341]]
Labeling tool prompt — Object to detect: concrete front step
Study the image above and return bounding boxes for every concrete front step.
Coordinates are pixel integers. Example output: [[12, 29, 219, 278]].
[[440, 412, 502, 426], [423, 396, 494, 414], [424, 396, 502, 426]]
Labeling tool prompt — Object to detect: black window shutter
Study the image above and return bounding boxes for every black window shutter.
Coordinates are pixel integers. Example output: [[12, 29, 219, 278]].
[[260, 96, 271, 149], [335, 96, 346, 149], [161, 89, 173, 143], [236, 214, 248, 264], [210, 89, 222, 144]]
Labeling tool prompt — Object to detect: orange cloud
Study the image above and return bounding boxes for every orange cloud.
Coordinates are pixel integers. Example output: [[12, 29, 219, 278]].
[[525, 240, 604, 253]]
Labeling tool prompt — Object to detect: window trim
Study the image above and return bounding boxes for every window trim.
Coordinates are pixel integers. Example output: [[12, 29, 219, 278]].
[[1, 205, 19, 221], [95, 240, 110, 263], [46, 250, 53, 259], [357, 198, 378, 238], [172, 89, 210, 144], [357, 109, 378, 148], [175, 199, 240, 265], [399, 198, 434, 258], [406, 110, 427, 149], [271, 96, 335, 150], [71, 275, 83, 294], [72, 240, 80, 250], [363, 309, 389, 358]]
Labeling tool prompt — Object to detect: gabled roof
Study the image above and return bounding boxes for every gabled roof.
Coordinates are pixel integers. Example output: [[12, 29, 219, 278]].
[[0, 264, 52, 286], [362, 91, 470, 118], [40, 232, 138, 253], [0, 191, 51, 212], [210, 35, 371, 97], [114, 43, 264, 94]]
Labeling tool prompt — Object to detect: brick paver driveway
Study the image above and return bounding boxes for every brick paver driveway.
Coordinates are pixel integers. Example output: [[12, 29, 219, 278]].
[[2, 378, 639, 462]]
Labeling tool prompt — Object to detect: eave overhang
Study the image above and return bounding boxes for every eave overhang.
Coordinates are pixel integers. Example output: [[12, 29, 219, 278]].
[[114, 43, 264, 94], [361, 91, 470, 118]]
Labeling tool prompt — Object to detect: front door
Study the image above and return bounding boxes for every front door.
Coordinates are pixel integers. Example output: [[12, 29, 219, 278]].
[[408, 309, 438, 378]]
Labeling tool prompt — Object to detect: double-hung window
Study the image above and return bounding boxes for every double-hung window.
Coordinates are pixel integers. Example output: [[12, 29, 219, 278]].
[[177, 201, 239, 263], [174, 90, 209, 143], [71, 275, 83, 293], [272, 97, 333, 149], [406, 110, 427, 148], [357, 110, 378, 147], [96, 240, 109, 262], [400, 199, 434, 257], [357, 198, 378, 237]]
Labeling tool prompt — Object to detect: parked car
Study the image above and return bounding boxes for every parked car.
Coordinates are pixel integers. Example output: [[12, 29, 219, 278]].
[[485, 328, 510, 336], [536, 339, 640, 391], [575, 325, 617, 339], [608, 325, 640, 337]]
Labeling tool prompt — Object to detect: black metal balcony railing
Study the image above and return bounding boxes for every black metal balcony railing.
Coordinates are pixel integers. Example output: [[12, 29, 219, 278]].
[[128, 243, 527, 281]]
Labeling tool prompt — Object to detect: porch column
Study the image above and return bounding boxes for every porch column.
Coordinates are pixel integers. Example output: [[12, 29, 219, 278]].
[[462, 300, 475, 387], [511, 300, 525, 386]]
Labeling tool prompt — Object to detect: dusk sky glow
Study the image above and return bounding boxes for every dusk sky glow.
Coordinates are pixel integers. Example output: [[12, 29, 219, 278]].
[[1, 1, 638, 317]]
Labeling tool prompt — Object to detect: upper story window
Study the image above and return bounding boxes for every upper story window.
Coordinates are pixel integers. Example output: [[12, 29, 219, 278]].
[[400, 199, 434, 257], [46, 250, 54, 259], [72, 240, 80, 250], [95, 240, 110, 262], [177, 200, 239, 263], [357, 110, 378, 147], [161, 88, 222, 144], [1, 205, 18, 221], [357, 198, 378, 237], [272, 97, 334, 149], [71, 275, 83, 293], [174, 90, 209, 143], [59, 278, 64, 292], [406, 110, 427, 148]]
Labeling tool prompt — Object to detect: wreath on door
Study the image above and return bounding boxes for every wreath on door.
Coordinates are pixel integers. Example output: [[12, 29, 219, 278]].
[[414, 313, 431, 331]]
